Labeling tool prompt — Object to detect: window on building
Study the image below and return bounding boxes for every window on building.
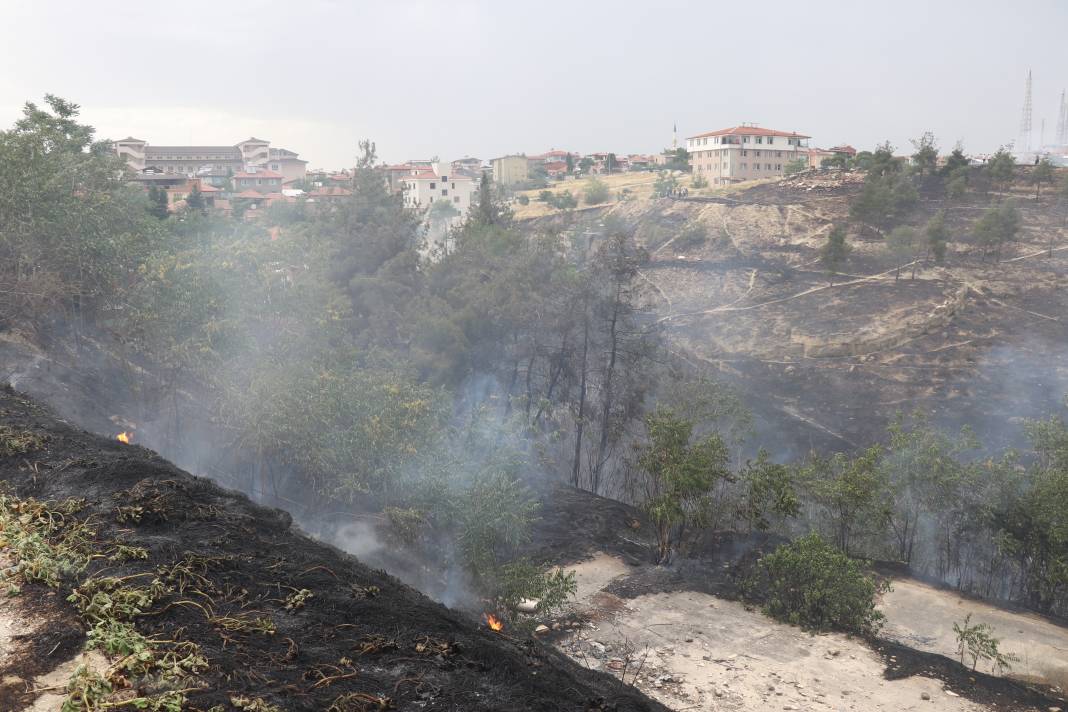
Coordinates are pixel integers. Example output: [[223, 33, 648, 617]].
[[756, 137, 763, 144], [442, 189, 448, 196], [441, 175, 448, 181], [430, 182, 436, 189], [754, 150, 761, 157], [453, 196, 460, 203], [776, 164, 782, 170], [766, 164, 772, 170], [742, 136, 749, 143], [741, 163, 747, 169], [451, 182, 455, 189], [767, 137, 774, 144], [742, 150, 748, 156]]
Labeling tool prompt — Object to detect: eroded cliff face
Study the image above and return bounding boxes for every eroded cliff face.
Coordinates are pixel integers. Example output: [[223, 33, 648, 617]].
[[526, 172, 1068, 456]]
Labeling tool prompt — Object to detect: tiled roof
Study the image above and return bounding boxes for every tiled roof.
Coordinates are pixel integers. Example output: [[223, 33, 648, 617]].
[[234, 170, 283, 179], [687, 126, 811, 140], [234, 190, 265, 199]]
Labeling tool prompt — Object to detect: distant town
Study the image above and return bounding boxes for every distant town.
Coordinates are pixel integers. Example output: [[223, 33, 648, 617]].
[[113, 80, 1068, 228]]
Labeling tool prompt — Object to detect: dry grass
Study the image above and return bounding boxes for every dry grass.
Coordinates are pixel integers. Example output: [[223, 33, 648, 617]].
[[511, 172, 776, 219]]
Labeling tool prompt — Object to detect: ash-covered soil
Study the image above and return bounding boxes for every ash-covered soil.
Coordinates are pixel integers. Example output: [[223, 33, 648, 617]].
[[0, 387, 667, 712]]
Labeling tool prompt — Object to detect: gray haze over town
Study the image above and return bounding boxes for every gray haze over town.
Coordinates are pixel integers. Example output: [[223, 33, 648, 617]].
[[2, 0, 1066, 167]]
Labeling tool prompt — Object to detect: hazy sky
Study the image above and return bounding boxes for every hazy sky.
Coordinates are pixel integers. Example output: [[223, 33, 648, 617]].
[[2, 1, 1065, 169]]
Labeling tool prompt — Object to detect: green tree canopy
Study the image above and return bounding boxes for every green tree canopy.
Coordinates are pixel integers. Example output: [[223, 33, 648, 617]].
[[638, 409, 731, 563]]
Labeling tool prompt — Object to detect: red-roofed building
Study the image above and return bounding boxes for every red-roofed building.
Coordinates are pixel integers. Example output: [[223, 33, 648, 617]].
[[687, 124, 811, 184], [828, 145, 857, 157], [233, 168, 284, 194]]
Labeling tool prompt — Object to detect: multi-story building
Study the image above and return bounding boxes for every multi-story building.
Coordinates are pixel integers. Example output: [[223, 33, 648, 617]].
[[113, 136, 307, 184], [491, 155, 530, 186], [401, 160, 477, 221], [687, 125, 810, 184]]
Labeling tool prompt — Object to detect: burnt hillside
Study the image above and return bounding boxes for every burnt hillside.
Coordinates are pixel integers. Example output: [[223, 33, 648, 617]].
[[526, 169, 1068, 458], [0, 387, 666, 712]]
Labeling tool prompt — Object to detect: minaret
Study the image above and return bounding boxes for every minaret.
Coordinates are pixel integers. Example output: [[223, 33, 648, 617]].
[[1018, 70, 1033, 153], [1057, 89, 1068, 146]]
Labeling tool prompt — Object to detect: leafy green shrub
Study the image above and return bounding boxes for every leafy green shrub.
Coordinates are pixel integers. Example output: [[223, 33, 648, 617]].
[[753, 533, 887, 635], [583, 177, 610, 205], [516, 194, 529, 205], [784, 159, 808, 176], [953, 613, 1019, 673], [691, 173, 708, 189], [547, 191, 577, 210], [672, 223, 708, 251], [538, 190, 553, 202]]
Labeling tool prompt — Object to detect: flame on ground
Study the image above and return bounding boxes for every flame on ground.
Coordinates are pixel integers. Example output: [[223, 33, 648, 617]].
[[116, 431, 132, 444], [484, 613, 503, 632]]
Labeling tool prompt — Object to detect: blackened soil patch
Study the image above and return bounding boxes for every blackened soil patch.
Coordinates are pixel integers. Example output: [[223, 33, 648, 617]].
[[874, 637, 1066, 711], [0, 388, 667, 712]]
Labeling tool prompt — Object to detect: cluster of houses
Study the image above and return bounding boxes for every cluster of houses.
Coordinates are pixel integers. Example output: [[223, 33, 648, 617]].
[[111, 123, 861, 225]]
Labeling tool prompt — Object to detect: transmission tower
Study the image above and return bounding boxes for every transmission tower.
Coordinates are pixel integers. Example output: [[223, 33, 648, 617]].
[[1018, 70, 1033, 152], [1057, 89, 1068, 146]]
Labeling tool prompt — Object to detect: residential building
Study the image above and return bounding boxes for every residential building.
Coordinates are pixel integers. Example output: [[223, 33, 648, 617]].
[[451, 157, 483, 175], [627, 154, 655, 171], [828, 145, 857, 158], [531, 149, 570, 166], [401, 159, 477, 221], [687, 125, 811, 184], [233, 167, 284, 194], [491, 155, 530, 186], [113, 136, 307, 183]]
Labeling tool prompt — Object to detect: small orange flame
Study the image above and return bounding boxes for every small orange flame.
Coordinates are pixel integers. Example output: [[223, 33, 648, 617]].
[[116, 431, 132, 444], [485, 613, 503, 632]]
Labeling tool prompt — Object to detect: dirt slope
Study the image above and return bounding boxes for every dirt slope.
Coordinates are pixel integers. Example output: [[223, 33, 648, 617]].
[[0, 387, 667, 712], [527, 170, 1068, 457]]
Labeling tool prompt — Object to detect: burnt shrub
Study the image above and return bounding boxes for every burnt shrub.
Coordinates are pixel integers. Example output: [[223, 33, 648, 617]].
[[751, 533, 887, 635]]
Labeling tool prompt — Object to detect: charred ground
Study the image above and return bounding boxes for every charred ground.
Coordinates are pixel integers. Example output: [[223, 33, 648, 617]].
[[0, 387, 666, 712]]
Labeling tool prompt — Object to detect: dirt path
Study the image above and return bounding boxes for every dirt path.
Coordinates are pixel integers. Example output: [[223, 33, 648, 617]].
[[555, 553, 986, 711]]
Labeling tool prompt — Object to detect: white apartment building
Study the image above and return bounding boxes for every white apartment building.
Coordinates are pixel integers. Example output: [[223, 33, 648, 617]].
[[687, 125, 810, 184], [400, 160, 477, 224]]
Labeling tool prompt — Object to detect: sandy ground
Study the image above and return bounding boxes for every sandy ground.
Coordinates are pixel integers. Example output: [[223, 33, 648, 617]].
[[0, 578, 106, 711], [882, 578, 1068, 690], [555, 552, 986, 711]]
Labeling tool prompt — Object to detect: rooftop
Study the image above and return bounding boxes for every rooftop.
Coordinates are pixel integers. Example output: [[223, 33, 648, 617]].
[[234, 169, 283, 179], [687, 125, 811, 140]]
